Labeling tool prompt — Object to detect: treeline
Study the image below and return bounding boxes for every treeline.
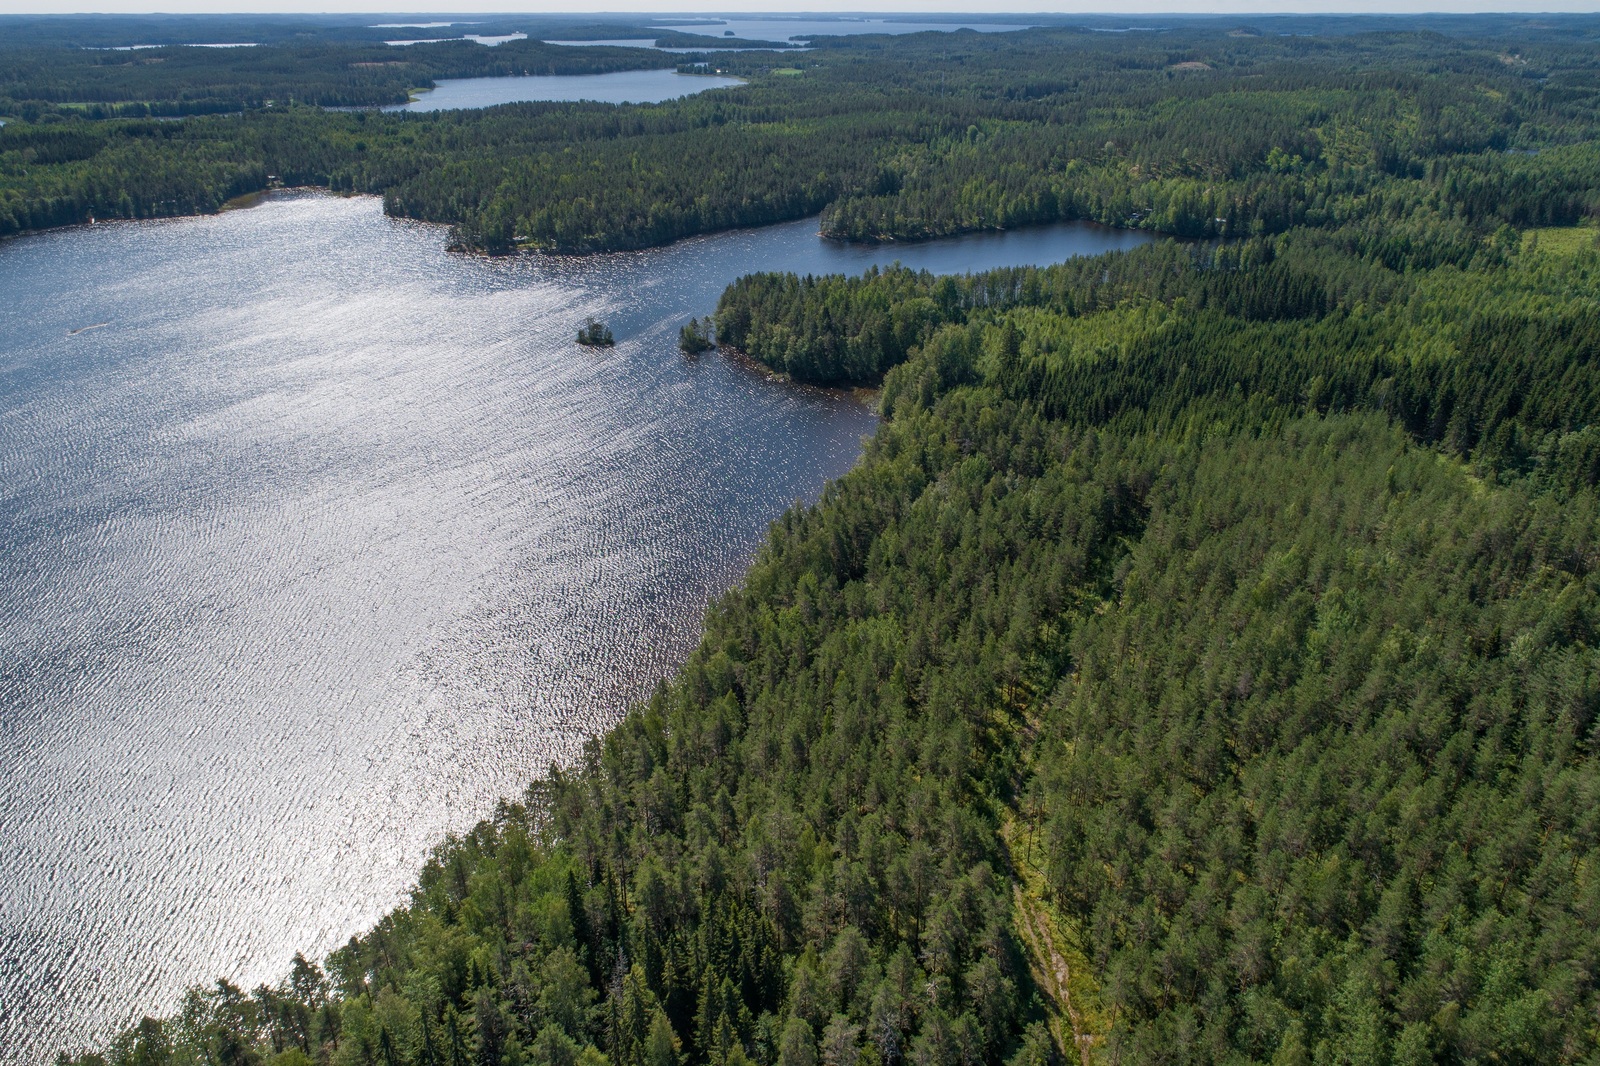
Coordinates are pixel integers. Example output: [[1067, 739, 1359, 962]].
[[0, 119, 268, 231], [8, 23, 1600, 250]]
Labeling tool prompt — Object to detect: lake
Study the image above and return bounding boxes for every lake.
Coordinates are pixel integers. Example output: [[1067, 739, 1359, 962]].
[[649, 17, 1036, 41], [384, 32, 527, 46], [543, 39, 809, 55], [0, 195, 1147, 1065], [385, 70, 744, 110], [545, 18, 1034, 51]]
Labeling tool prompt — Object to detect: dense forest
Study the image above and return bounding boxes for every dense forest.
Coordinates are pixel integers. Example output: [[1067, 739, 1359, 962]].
[[23, 13, 1600, 1066], [7, 18, 1600, 250]]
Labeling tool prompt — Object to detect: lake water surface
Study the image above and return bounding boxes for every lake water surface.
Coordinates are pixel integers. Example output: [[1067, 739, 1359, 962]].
[[544, 17, 1032, 52], [650, 17, 1035, 40], [386, 69, 744, 110], [0, 195, 1147, 1064]]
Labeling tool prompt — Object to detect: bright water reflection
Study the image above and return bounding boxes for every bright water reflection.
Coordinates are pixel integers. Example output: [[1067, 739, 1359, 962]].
[[0, 194, 1147, 1064]]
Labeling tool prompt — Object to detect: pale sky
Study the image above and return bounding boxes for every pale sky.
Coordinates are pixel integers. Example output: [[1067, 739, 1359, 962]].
[[1, 0, 1597, 14]]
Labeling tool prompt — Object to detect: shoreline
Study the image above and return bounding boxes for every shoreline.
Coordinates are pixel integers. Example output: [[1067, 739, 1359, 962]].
[[3, 184, 1155, 263], [712, 342, 882, 409], [3, 197, 887, 1063]]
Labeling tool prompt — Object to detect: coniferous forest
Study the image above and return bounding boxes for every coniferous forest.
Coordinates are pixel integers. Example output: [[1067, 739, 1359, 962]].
[[17, 12, 1600, 1066]]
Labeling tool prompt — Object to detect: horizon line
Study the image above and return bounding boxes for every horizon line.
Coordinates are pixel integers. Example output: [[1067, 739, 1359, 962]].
[[5, 4, 1600, 17]]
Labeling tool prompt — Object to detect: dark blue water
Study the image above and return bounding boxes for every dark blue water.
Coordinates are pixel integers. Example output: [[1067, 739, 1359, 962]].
[[0, 194, 1147, 1064]]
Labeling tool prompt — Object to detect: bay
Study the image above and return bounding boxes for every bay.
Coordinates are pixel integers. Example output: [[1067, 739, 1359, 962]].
[[0, 193, 1147, 1064]]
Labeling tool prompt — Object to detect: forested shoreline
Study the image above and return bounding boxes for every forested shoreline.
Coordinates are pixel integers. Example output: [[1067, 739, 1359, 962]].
[[20, 13, 1600, 1066], [7, 18, 1600, 252], [71, 219, 1600, 1066]]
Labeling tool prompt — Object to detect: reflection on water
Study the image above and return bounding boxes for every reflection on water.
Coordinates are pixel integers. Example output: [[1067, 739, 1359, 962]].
[[0, 194, 1146, 1064]]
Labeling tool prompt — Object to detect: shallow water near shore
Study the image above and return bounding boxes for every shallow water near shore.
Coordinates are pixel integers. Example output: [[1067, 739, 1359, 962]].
[[0, 193, 1147, 1064]]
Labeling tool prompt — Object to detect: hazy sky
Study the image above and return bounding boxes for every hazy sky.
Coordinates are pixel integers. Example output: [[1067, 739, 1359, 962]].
[[2, 0, 1597, 14]]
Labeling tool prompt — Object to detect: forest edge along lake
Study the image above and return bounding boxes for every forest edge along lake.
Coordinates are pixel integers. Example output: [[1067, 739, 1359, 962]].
[[0, 192, 1148, 1065]]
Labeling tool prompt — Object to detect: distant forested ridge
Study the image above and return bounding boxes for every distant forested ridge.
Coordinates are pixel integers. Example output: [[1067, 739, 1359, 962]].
[[5, 18, 1600, 251], [30, 14, 1600, 1066]]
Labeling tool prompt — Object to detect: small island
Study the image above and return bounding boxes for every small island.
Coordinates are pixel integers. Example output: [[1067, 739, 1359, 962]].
[[575, 317, 614, 347], [678, 316, 714, 353]]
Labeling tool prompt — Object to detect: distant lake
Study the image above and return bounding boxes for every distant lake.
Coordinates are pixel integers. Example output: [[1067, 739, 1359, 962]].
[[384, 70, 745, 110], [0, 195, 1147, 1065], [546, 18, 1035, 51], [544, 38, 808, 54], [98, 42, 260, 49], [654, 17, 1035, 41], [384, 32, 527, 46]]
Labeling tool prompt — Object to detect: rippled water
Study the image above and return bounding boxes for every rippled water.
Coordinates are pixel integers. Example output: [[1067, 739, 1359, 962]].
[[0, 194, 1147, 1064], [387, 70, 744, 110]]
